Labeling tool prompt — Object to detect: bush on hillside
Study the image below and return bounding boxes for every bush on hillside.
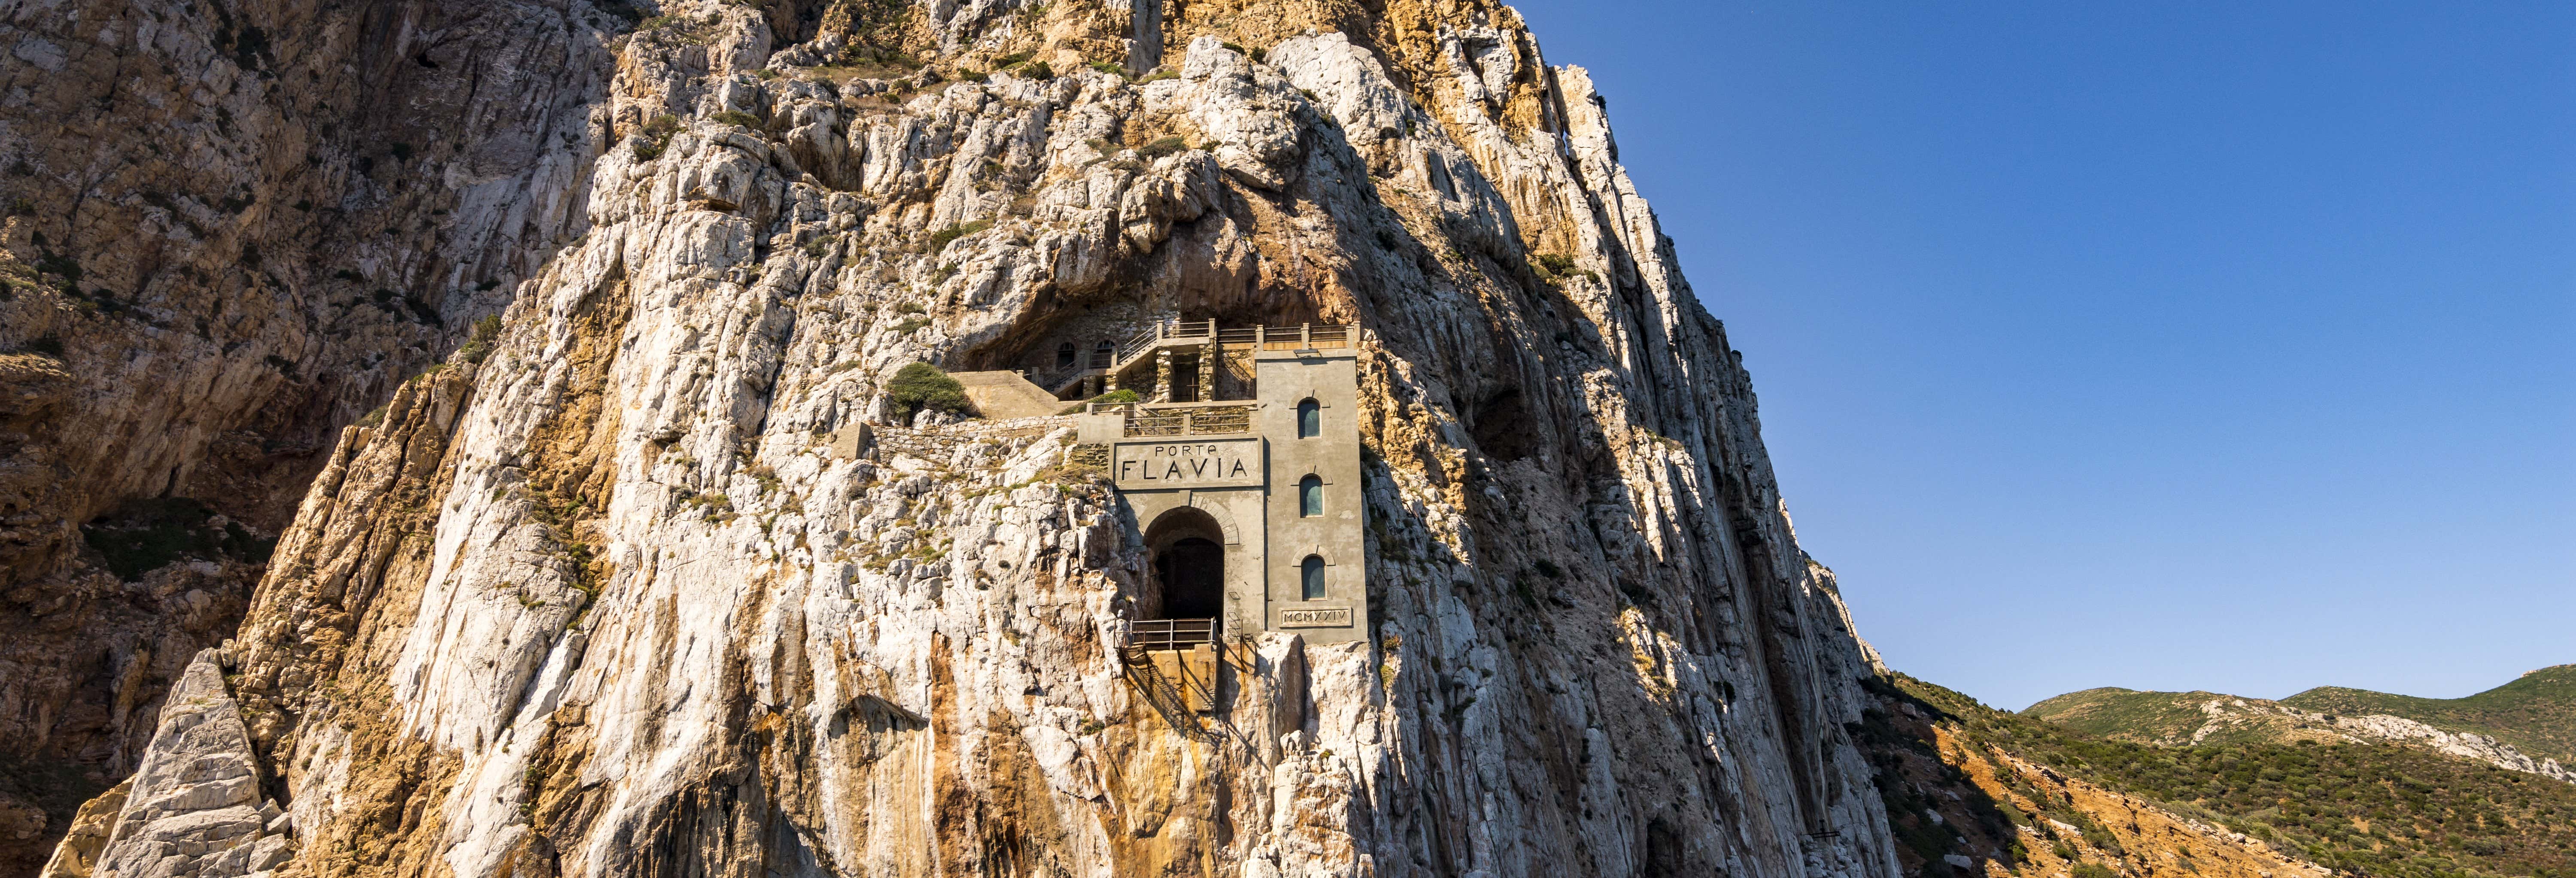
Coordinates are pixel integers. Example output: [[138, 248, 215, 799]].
[[1057, 388, 1139, 415], [457, 314, 503, 363], [887, 363, 970, 420]]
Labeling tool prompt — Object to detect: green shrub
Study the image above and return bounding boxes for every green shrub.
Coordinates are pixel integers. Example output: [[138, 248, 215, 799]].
[[1022, 61, 1053, 80], [1089, 61, 1124, 75], [1137, 136, 1189, 159], [709, 110, 762, 129], [1531, 252, 1595, 284], [633, 114, 682, 160], [887, 362, 970, 419], [1057, 388, 1139, 415], [457, 314, 503, 363], [2071, 864, 2118, 878], [927, 219, 992, 249], [993, 52, 1032, 67], [80, 498, 275, 581], [958, 68, 988, 83], [1137, 70, 1178, 84]]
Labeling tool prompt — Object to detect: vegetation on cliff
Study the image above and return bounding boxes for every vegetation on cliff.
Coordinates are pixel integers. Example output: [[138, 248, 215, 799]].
[[2027, 668, 2576, 767], [2279, 667, 2576, 766], [1866, 673, 2576, 878]]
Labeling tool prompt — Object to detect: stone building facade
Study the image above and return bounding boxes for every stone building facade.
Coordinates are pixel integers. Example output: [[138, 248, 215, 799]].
[[1075, 325, 1368, 647]]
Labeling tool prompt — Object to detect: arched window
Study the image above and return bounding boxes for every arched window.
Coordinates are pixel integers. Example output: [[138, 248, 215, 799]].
[[1300, 555, 1327, 600], [1056, 341, 1076, 368], [1297, 398, 1320, 438], [1093, 340, 1114, 368], [1299, 475, 1323, 517]]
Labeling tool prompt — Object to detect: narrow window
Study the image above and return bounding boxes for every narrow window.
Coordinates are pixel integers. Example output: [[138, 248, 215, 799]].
[[1299, 475, 1323, 517], [1093, 340, 1114, 368], [1056, 341, 1076, 368], [1297, 398, 1320, 438], [1300, 555, 1326, 600]]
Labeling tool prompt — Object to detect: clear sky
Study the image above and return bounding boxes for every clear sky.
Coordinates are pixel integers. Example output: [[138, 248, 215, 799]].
[[1504, 2, 2576, 710]]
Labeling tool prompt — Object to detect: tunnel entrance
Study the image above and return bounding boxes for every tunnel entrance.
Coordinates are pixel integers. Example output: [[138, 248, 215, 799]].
[[1145, 507, 1224, 620], [1157, 539, 1223, 617]]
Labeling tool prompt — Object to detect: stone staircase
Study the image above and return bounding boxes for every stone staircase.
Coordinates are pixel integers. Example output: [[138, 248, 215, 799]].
[[946, 371, 1068, 419]]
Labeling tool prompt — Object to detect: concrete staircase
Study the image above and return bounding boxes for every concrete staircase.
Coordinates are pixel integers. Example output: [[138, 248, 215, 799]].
[[948, 371, 1066, 419]]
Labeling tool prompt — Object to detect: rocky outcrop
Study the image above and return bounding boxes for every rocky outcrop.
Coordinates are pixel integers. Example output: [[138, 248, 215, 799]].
[[0, 0, 615, 864], [2187, 698, 2575, 783], [55, 1, 1908, 876], [42, 652, 292, 878]]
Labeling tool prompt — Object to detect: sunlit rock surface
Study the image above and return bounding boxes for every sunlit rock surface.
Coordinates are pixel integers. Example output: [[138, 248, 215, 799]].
[[45, 1, 1907, 875]]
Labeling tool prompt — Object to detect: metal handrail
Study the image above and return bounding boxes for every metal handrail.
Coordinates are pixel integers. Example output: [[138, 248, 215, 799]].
[[1129, 617, 1216, 650], [1079, 323, 1357, 395], [1110, 319, 1218, 374], [1256, 323, 1351, 350]]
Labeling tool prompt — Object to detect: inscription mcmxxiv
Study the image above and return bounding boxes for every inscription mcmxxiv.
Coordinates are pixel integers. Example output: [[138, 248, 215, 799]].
[[1279, 607, 1353, 628]]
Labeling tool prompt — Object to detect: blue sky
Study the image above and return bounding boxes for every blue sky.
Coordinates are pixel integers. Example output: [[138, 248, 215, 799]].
[[1505, 2, 2576, 709]]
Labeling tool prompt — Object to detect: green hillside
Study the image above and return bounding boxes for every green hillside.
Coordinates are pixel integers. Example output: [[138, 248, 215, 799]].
[[2023, 665, 2576, 767], [2282, 665, 2576, 765], [1882, 674, 2576, 878], [2023, 688, 2266, 745]]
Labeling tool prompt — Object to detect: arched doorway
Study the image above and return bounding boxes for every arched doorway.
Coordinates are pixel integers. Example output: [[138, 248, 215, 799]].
[[1145, 507, 1224, 620]]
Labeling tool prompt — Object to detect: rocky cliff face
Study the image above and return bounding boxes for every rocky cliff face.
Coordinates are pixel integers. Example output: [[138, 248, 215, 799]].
[[0, 0, 612, 868], [35, 1, 1908, 876]]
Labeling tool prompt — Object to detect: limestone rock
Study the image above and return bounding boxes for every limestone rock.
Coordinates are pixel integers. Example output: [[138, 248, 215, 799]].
[[50, 1, 1915, 876], [0, 0, 612, 865], [80, 652, 292, 878]]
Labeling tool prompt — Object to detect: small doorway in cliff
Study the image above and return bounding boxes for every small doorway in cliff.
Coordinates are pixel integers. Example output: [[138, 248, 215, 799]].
[[1169, 359, 1201, 402], [1145, 507, 1224, 620]]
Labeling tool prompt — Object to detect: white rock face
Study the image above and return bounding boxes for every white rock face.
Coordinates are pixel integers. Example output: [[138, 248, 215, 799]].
[[2190, 698, 2573, 782], [49, 652, 294, 878], [64, 3, 1908, 876]]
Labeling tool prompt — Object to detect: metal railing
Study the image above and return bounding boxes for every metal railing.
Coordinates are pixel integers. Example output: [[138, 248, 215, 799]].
[[1063, 322, 1358, 398], [1113, 319, 1216, 367], [1261, 323, 1349, 350], [1129, 618, 1216, 651]]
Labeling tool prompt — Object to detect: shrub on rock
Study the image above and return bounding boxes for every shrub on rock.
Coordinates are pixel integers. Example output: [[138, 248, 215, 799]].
[[888, 363, 971, 420]]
